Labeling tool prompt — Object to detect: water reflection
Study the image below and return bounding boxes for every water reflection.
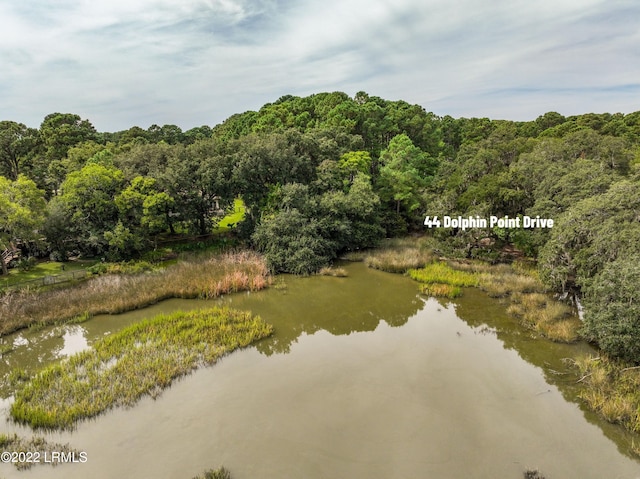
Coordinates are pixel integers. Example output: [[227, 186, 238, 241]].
[[56, 326, 90, 358], [0, 262, 638, 475], [452, 287, 639, 459], [219, 264, 423, 356]]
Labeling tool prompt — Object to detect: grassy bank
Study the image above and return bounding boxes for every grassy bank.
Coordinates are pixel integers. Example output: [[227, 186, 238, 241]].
[[442, 259, 580, 342], [0, 250, 270, 336], [572, 355, 640, 440], [11, 307, 272, 429]]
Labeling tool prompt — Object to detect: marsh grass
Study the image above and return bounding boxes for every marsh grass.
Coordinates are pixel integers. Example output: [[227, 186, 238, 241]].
[[11, 307, 273, 429], [359, 237, 434, 273], [0, 251, 270, 336], [318, 266, 348, 277], [419, 283, 462, 298], [476, 271, 544, 297], [193, 467, 232, 479], [0, 433, 81, 470], [408, 262, 479, 288], [0, 341, 12, 355], [632, 439, 640, 457], [572, 355, 640, 436], [523, 470, 547, 479], [508, 292, 580, 342]]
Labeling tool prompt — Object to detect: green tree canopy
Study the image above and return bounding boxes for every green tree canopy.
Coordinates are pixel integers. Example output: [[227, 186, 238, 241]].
[[377, 134, 437, 216], [0, 175, 47, 272], [581, 255, 640, 363]]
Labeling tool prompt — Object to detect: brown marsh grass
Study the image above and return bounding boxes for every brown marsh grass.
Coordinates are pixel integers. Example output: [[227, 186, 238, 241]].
[[508, 292, 580, 342], [0, 251, 270, 336], [359, 237, 434, 273], [318, 266, 348, 277], [419, 283, 462, 298]]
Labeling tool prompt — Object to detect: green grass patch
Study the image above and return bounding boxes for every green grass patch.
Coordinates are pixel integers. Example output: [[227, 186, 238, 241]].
[[507, 293, 579, 342], [216, 199, 246, 233], [408, 262, 479, 287], [0, 260, 95, 288], [11, 307, 273, 429]]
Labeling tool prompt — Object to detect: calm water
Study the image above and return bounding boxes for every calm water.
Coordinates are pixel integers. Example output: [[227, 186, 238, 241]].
[[0, 263, 639, 478]]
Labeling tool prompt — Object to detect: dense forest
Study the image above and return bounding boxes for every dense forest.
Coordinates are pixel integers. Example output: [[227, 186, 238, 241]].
[[1, 91, 639, 363]]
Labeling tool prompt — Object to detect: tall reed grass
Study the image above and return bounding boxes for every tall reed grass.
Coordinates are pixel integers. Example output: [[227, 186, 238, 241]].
[[0, 251, 270, 336], [11, 307, 273, 429]]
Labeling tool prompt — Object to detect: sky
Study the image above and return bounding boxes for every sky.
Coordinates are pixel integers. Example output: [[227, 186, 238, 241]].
[[1, 0, 639, 132]]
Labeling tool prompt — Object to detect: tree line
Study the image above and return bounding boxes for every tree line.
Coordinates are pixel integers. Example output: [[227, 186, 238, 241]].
[[1, 91, 639, 362]]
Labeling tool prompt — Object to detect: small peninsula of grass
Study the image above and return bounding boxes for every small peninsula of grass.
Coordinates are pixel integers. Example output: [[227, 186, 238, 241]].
[[11, 307, 273, 429]]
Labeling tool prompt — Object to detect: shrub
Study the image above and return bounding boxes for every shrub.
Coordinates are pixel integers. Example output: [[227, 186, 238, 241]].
[[17, 256, 37, 272]]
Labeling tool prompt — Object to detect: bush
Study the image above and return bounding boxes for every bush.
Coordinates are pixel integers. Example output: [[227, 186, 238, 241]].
[[17, 256, 37, 272], [252, 209, 336, 275]]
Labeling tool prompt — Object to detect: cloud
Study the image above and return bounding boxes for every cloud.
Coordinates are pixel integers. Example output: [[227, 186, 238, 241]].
[[0, 0, 638, 130]]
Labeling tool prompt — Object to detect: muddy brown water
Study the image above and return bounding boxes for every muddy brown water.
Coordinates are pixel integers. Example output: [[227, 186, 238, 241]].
[[1, 262, 639, 478]]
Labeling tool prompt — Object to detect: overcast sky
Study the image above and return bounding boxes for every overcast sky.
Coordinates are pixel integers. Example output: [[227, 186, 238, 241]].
[[1, 0, 638, 131]]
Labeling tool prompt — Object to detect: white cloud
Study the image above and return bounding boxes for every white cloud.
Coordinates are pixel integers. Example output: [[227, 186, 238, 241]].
[[0, 0, 638, 130]]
